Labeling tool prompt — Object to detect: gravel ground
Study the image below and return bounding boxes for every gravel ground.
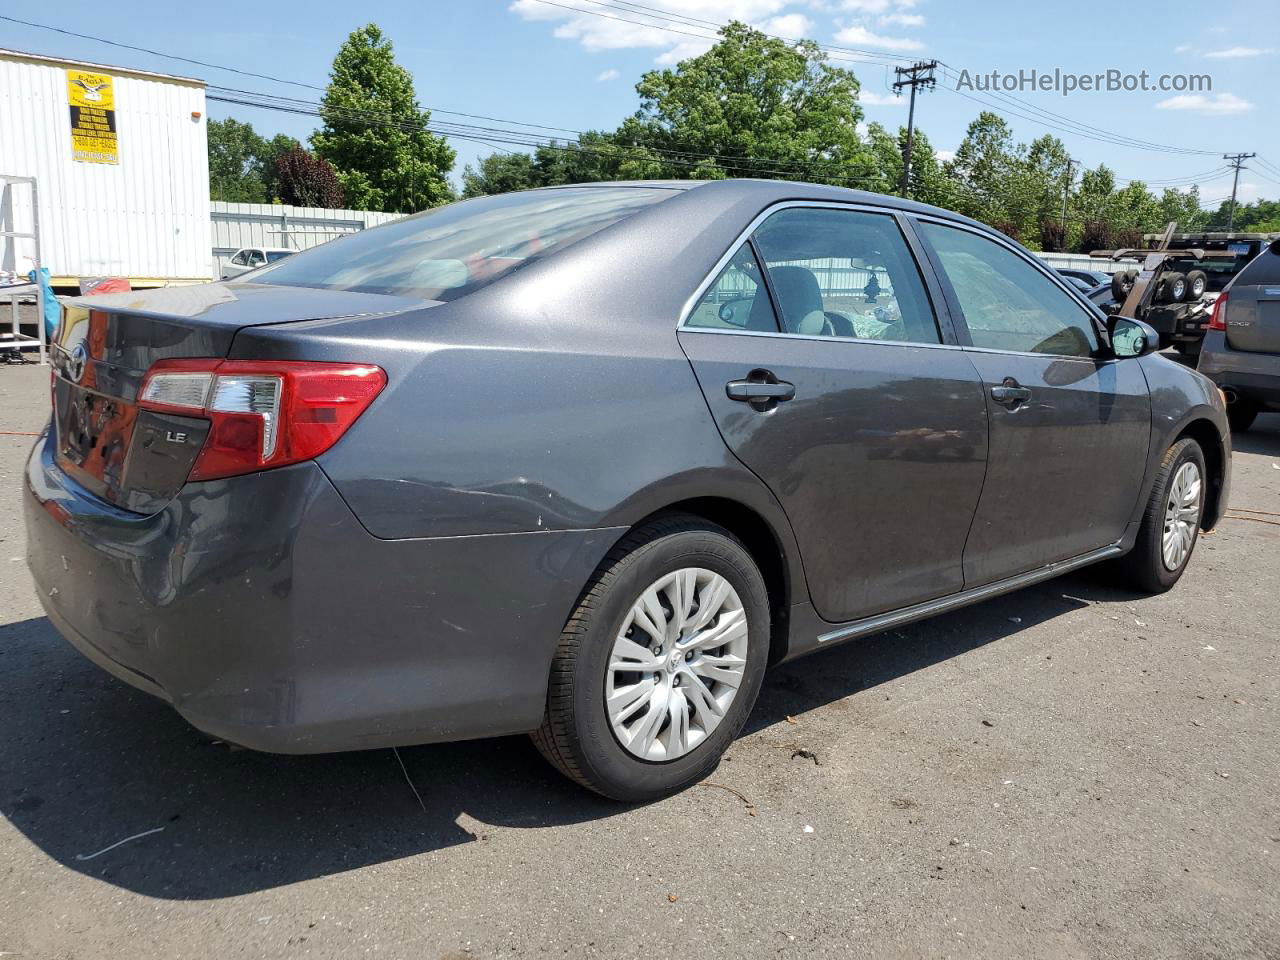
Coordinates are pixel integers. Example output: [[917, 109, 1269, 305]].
[[1, 359, 1277, 959]]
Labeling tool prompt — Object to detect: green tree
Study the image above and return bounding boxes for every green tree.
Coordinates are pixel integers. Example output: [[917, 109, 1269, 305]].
[[207, 119, 301, 203], [208, 118, 268, 202], [865, 122, 955, 207], [311, 24, 455, 212], [944, 112, 1017, 225], [461, 152, 538, 198], [618, 21, 877, 185]]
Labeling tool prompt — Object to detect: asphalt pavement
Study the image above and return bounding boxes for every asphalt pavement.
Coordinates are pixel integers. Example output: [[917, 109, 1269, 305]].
[[1, 359, 1277, 959]]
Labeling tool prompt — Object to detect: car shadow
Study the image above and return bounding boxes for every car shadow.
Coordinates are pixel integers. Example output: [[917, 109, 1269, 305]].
[[1231, 412, 1280, 456], [0, 570, 1143, 901]]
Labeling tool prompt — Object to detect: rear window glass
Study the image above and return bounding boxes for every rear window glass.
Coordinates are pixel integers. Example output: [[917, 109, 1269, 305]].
[[253, 186, 677, 301], [1235, 247, 1280, 286]]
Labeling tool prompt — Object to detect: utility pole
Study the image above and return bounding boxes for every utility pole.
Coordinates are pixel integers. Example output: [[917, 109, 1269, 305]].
[[1223, 152, 1256, 231], [1061, 157, 1076, 226], [893, 60, 937, 200]]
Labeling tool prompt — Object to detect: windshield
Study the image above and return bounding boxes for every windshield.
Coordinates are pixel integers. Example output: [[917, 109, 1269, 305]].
[[252, 186, 678, 301]]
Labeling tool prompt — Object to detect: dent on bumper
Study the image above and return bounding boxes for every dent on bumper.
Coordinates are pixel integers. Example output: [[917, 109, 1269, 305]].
[[24, 433, 623, 753]]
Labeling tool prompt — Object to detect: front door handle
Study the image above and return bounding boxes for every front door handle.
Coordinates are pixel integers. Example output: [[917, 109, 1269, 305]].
[[726, 369, 795, 411], [990, 378, 1032, 407]]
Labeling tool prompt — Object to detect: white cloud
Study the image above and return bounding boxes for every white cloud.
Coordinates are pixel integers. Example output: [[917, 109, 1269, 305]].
[[838, 0, 918, 12], [879, 12, 924, 26], [860, 90, 903, 105], [760, 12, 814, 39], [1155, 92, 1252, 114], [832, 23, 923, 50], [1204, 46, 1273, 59], [935, 149, 955, 162], [509, 0, 790, 61], [595, 68, 620, 82], [1173, 44, 1192, 53], [855, 120, 869, 138]]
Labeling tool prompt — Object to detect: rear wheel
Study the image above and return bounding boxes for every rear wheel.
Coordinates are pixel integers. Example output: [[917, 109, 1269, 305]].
[[1111, 269, 1137, 301], [1115, 438, 1206, 593], [1185, 269, 1208, 300], [1159, 272, 1187, 304], [532, 515, 770, 801]]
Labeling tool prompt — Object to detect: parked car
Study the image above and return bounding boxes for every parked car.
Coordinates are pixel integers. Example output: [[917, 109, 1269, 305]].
[[26, 180, 1231, 801], [221, 246, 296, 280], [1056, 268, 1111, 289], [1060, 274, 1095, 293], [1197, 237, 1280, 431]]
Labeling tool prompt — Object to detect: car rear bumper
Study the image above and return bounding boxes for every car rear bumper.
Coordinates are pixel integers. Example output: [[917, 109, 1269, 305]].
[[24, 430, 623, 753], [1197, 331, 1280, 408]]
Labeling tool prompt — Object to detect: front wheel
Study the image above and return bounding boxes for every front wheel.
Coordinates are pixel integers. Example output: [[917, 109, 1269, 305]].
[[532, 516, 770, 801], [1115, 438, 1206, 593]]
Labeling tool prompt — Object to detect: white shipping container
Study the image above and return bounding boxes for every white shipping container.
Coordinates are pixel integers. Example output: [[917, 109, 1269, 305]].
[[0, 48, 211, 286]]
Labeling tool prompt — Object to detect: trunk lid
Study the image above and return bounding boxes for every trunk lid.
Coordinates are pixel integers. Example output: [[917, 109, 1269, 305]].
[[50, 283, 425, 513]]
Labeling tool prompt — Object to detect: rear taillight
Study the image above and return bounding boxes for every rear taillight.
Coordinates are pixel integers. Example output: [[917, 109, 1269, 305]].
[[1208, 293, 1228, 331], [139, 359, 386, 481]]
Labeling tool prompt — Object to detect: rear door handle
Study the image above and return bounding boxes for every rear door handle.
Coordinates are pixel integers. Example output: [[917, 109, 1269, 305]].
[[990, 379, 1032, 407], [725, 370, 795, 411], [726, 380, 796, 401]]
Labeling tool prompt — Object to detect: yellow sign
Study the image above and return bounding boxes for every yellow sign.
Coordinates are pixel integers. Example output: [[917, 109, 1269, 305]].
[[66, 69, 119, 164]]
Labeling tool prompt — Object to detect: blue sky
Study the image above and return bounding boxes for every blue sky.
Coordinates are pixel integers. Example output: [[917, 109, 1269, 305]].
[[5, 0, 1278, 204]]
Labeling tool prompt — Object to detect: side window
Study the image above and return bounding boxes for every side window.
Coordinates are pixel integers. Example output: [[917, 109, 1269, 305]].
[[246, 250, 266, 267], [230, 251, 248, 266], [751, 208, 941, 344], [686, 244, 779, 332], [920, 222, 1100, 357]]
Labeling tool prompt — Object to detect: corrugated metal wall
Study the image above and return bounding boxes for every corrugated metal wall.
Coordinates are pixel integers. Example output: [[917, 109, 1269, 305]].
[[1036, 252, 1138, 271], [210, 202, 405, 279], [0, 51, 211, 282]]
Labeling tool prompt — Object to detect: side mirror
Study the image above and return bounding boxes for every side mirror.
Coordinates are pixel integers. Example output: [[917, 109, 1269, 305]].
[[1108, 315, 1160, 359]]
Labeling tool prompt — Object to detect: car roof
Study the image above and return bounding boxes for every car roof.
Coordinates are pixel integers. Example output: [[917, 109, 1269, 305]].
[[539, 178, 997, 233]]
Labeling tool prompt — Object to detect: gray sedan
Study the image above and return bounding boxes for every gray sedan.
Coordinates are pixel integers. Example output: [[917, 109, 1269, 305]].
[[25, 180, 1231, 801]]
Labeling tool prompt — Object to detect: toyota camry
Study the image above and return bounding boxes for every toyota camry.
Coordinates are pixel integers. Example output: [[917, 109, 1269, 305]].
[[25, 180, 1230, 800]]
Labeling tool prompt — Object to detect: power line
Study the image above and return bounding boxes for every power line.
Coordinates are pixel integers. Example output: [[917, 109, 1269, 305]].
[[206, 89, 891, 187]]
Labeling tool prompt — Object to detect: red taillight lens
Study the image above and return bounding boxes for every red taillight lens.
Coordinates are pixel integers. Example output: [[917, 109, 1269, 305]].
[[139, 359, 386, 481], [1208, 292, 1228, 331]]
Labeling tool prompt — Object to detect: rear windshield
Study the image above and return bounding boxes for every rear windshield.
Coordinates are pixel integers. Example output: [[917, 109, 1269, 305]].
[[1235, 247, 1280, 286], [253, 186, 677, 301]]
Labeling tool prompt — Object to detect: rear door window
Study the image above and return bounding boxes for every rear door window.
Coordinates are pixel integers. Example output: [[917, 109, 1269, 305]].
[[750, 207, 941, 344], [254, 186, 677, 301], [686, 245, 779, 332], [920, 221, 1100, 357]]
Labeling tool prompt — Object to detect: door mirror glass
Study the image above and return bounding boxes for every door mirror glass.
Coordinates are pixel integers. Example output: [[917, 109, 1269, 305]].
[[1109, 316, 1159, 358]]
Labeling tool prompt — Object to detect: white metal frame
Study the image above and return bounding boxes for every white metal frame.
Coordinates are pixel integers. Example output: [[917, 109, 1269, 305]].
[[1, 174, 48, 364]]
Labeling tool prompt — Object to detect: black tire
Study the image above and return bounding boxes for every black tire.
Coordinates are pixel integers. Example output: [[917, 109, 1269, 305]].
[[1159, 271, 1187, 304], [1111, 269, 1137, 301], [1227, 397, 1258, 433], [1115, 438, 1206, 593], [1185, 269, 1208, 300], [532, 515, 770, 801]]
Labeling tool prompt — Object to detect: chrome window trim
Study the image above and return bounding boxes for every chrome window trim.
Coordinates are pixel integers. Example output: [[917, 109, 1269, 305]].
[[678, 326, 964, 351], [676, 199, 949, 346]]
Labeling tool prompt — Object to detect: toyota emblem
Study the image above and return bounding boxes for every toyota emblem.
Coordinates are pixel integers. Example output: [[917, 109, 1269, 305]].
[[67, 343, 88, 383]]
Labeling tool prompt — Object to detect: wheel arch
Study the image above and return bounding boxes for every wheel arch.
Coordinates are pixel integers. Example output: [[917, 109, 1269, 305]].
[[618, 497, 799, 665], [1174, 416, 1228, 530]]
